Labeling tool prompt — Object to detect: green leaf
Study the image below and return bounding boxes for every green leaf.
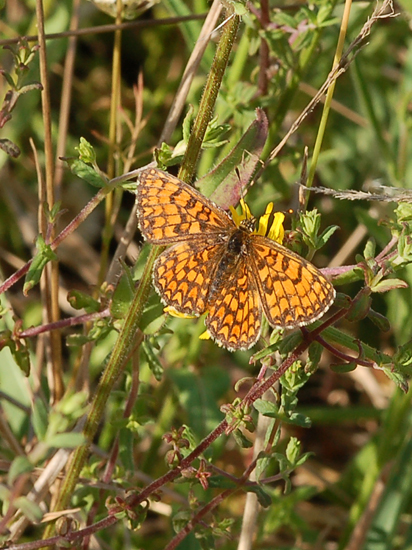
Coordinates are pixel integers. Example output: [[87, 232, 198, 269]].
[[75, 137, 97, 164], [250, 339, 281, 362], [330, 362, 357, 373], [364, 238, 376, 260], [306, 341, 323, 373], [139, 294, 166, 335], [394, 339, 412, 367], [119, 426, 135, 471], [182, 104, 194, 144], [297, 210, 338, 252], [155, 141, 185, 168], [31, 398, 49, 441], [23, 235, 58, 295], [56, 391, 88, 417], [0, 485, 11, 503], [297, 209, 321, 246], [253, 398, 278, 417], [172, 510, 192, 534], [278, 331, 303, 355], [281, 362, 309, 392], [18, 82, 43, 94], [285, 437, 301, 464], [8, 456, 34, 485], [13, 497, 43, 522], [43, 200, 62, 224], [395, 202, 412, 224], [141, 340, 164, 381], [2, 70, 16, 88], [287, 412, 312, 428], [67, 290, 100, 312], [202, 116, 231, 148], [368, 309, 391, 332], [253, 399, 310, 427], [9, 338, 31, 376], [66, 333, 95, 347], [396, 230, 412, 264], [244, 485, 272, 508], [254, 448, 272, 480], [372, 278, 408, 293], [381, 367, 409, 393], [232, 429, 253, 448], [233, 2, 248, 16], [317, 224, 339, 248], [208, 475, 237, 489], [66, 158, 107, 188], [273, 12, 296, 26], [333, 266, 365, 286], [345, 292, 372, 322], [110, 269, 135, 319], [197, 108, 268, 207], [46, 432, 86, 448]]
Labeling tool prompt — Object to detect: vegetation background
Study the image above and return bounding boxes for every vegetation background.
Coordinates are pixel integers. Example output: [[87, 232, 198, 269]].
[[1, 0, 412, 548]]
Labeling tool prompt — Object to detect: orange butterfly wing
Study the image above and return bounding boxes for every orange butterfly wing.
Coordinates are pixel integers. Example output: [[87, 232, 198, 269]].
[[136, 168, 335, 351], [136, 168, 233, 244], [249, 235, 335, 328], [153, 239, 226, 316]]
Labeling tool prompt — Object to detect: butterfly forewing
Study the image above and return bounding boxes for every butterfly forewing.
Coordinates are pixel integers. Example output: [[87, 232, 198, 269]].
[[135, 167, 335, 351], [137, 168, 233, 245]]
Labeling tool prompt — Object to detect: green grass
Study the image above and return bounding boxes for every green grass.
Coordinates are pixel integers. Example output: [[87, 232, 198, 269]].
[[2, 0, 412, 548]]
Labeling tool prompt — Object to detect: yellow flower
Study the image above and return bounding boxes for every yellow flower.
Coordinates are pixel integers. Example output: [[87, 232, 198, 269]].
[[166, 201, 286, 338], [230, 199, 285, 244], [229, 198, 252, 226], [201, 200, 286, 343], [256, 202, 285, 244], [164, 306, 196, 319]]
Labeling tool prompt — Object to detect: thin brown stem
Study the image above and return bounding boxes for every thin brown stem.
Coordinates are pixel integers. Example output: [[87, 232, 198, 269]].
[[314, 333, 376, 368], [36, 0, 63, 401], [16, 309, 110, 339], [0, 15, 207, 47]]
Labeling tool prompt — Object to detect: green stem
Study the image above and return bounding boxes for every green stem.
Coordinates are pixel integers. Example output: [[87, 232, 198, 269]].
[[261, 24, 323, 161], [42, 244, 158, 541], [179, 12, 241, 183], [306, 0, 352, 189], [43, 8, 241, 540], [97, 9, 123, 287]]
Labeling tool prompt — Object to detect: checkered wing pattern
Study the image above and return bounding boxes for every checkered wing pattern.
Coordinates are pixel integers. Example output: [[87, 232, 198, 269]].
[[250, 235, 335, 328], [153, 239, 226, 316], [135, 168, 335, 351], [136, 168, 233, 244], [205, 257, 262, 351]]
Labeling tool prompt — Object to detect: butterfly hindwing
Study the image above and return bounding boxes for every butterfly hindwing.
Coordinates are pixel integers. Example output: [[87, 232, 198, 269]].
[[249, 235, 335, 328], [135, 168, 335, 351]]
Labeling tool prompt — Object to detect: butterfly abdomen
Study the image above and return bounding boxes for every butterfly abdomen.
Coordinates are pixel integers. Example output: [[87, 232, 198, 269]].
[[207, 229, 249, 303]]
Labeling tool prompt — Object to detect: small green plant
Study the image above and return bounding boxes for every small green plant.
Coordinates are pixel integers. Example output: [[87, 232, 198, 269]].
[[2, 1, 412, 549]]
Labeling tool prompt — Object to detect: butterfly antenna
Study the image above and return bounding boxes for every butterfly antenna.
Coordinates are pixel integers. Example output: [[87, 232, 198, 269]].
[[298, 147, 309, 213]]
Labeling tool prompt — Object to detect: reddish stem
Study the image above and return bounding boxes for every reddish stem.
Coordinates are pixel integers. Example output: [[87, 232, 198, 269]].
[[16, 308, 110, 339]]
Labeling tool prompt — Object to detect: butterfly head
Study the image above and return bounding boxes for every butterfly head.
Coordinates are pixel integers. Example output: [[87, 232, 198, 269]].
[[239, 216, 257, 233], [230, 199, 285, 244]]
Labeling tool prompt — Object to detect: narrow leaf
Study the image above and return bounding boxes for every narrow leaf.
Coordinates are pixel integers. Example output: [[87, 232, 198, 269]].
[[196, 108, 268, 207]]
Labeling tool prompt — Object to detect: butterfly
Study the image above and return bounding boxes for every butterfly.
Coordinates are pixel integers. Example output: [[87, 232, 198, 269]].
[[135, 168, 335, 351]]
